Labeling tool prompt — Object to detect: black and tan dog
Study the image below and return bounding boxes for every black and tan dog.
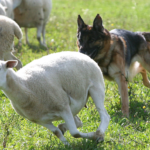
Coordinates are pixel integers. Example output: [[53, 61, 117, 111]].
[[77, 14, 150, 117]]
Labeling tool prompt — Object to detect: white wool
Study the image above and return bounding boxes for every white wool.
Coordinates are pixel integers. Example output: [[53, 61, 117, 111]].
[[0, 51, 110, 144], [0, 0, 14, 18], [14, 0, 52, 47], [0, 0, 22, 19], [0, 3, 7, 16], [0, 15, 23, 69]]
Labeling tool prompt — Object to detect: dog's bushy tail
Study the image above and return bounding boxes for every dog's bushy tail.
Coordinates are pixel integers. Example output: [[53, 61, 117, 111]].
[[141, 32, 150, 42]]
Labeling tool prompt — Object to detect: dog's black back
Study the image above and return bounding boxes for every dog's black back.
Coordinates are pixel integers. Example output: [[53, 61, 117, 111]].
[[77, 14, 150, 117], [110, 29, 145, 66]]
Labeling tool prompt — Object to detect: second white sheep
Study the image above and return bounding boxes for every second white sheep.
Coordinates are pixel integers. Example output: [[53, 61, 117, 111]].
[[0, 15, 23, 70], [14, 0, 52, 47]]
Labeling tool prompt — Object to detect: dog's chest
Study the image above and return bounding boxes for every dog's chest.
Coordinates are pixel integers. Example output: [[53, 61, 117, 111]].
[[100, 66, 113, 81]]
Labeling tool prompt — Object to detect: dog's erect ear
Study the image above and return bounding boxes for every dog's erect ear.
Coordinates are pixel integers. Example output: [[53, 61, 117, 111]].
[[77, 15, 86, 29], [93, 14, 104, 32]]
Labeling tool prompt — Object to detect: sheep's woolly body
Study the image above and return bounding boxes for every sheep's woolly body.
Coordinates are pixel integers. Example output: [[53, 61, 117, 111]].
[[0, 15, 23, 70], [14, 0, 52, 27], [0, 3, 6, 16], [14, 0, 52, 46], [0, 0, 14, 18], [0, 15, 22, 53], [5, 52, 104, 122], [1, 51, 110, 144]]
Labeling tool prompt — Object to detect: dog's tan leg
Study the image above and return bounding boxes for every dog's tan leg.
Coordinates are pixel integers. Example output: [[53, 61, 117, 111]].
[[130, 62, 150, 87], [135, 43, 150, 87], [140, 66, 150, 88], [138, 42, 150, 72]]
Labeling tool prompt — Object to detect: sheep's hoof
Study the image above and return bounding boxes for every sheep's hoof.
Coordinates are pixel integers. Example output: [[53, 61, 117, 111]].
[[94, 130, 104, 143], [39, 42, 48, 49], [96, 137, 104, 143], [58, 124, 67, 135], [64, 141, 70, 146]]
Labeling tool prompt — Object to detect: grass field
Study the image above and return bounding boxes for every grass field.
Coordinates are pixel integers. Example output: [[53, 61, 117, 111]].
[[0, 0, 150, 149]]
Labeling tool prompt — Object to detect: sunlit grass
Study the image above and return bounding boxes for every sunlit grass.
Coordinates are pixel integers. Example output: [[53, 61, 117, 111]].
[[0, 0, 150, 149]]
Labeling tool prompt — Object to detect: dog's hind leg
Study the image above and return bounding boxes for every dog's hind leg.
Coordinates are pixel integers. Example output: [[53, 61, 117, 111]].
[[140, 66, 150, 88], [137, 42, 150, 73], [130, 61, 150, 88]]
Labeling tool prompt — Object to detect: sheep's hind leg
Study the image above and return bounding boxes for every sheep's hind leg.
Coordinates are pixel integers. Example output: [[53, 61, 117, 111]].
[[40, 122, 69, 145], [58, 115, 83, 135], [61, 107, 102, 141], [25, 28, 29, 45], [89, 83, 110, 142], [42, 24, 47, 48], [37, 25, 47, 48]]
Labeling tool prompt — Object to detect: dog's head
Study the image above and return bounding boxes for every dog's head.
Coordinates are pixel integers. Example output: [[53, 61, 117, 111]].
[[77, 14, 111, 61]]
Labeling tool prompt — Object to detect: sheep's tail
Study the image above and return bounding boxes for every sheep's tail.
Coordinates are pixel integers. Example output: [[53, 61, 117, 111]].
[[14, 22, 23, 40]]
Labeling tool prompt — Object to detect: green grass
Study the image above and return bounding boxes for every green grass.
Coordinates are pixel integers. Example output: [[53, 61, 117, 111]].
[[1, 0, 150, 149]]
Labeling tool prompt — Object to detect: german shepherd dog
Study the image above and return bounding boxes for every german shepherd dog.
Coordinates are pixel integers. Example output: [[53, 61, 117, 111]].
[[77, 14, 150, 117]]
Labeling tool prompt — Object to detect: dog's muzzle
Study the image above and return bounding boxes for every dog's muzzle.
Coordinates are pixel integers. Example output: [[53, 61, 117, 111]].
[[79, 48, 98, 59]]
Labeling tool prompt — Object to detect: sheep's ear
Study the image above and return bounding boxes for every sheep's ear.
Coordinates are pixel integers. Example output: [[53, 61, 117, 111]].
[[6, 60, 18, 68]]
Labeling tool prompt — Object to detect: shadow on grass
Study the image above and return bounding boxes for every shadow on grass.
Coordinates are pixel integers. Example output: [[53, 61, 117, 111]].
[[109, 99, 150, 132], [110, 100, 149, 119], [129, 99, 150, 118], [40, 139, 107, 150], [14, 43, 49, 53]]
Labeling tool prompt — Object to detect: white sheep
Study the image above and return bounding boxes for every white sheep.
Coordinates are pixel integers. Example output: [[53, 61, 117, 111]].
[[0, 0, 14, 18], [0, 0, 22, 19], [0, 15, 23, 70], [0, 51, 110, 145], [14, 0, 52, 47], [0, 3, 6, 16]]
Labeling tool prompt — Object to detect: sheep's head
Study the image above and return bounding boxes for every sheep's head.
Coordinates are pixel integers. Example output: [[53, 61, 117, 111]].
[[0, 60, 18, 89]]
